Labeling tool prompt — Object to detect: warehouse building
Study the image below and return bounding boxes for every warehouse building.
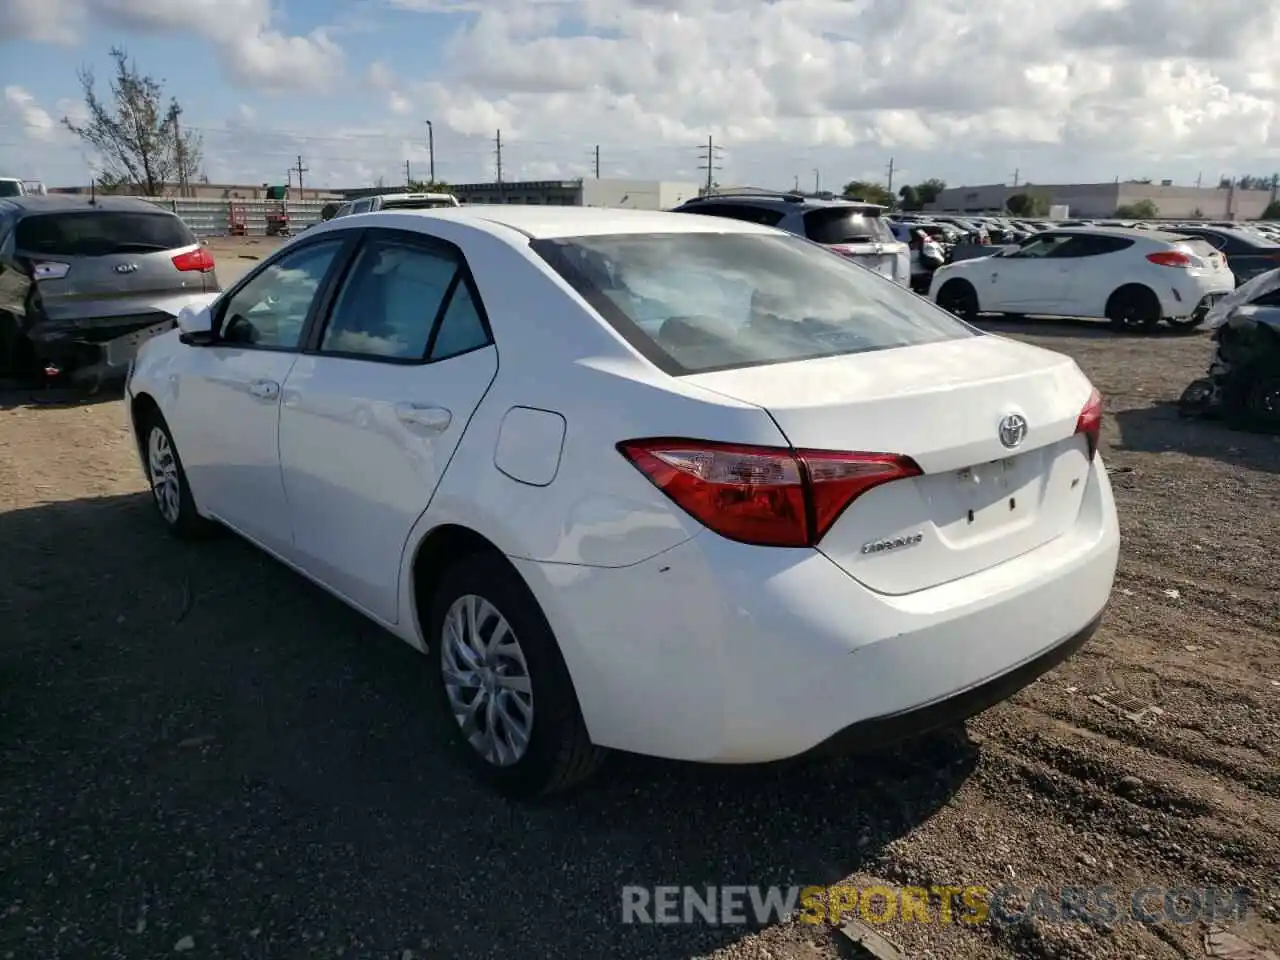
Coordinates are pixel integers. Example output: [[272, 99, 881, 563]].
[[927, 181, 1277, 220], [448, 178, 701, 209]]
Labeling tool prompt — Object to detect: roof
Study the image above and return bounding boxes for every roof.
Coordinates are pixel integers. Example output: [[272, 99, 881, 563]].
[[0, 195, 176, 215], [1050, 225, 1190, 243], [682, 193, 886, 212], [372, 204, 782, 239]]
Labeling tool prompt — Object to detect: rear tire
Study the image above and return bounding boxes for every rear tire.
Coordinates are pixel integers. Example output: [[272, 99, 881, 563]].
[[139, 412, 217, 540], [936, 280, 979, 321], [1106, 285, 1161, 332], [428, 553, 605, 799]]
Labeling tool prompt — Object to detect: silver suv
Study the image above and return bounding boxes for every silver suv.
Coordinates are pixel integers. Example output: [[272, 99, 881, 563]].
[[332, 192, 461, 218], [0, 195, 219, 383], [672, 191, 910, 287]]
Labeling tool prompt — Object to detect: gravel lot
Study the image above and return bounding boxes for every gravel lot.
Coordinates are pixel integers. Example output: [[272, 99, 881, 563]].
[[1, 255, 1277, 959]]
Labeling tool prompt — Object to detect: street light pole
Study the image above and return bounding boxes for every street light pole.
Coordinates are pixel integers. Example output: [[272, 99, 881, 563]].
[[425, 120, 435, 184]]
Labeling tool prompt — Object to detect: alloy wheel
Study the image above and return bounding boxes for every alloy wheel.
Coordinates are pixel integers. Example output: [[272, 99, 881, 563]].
[[441, 594, 535, 767], [147, 426, 181, 524]]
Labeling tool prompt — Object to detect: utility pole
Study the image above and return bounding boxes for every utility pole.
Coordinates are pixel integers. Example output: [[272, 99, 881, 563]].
[[405, 158, 412, 187], [594, 144, 600, 178], [1196, 171, 1203, 189], [697, 135, 723, 194], [793, 174, 800, 192], [172, 105, 186, 198], [425, 120, 435, 184], [1010, 168, 1020, 188], [885, 157, 895, 199], [295, 155, 308, 193], [813, 168, 820, 194], [494, 129, 504, 200]]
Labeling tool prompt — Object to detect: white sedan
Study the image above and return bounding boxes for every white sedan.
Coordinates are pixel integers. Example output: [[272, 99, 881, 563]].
[[928, 226, 1235, 331], [125, 206, 1120, 797]]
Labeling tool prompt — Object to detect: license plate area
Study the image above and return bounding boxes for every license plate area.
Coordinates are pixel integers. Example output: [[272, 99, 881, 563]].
[[946, 455, 1039, 539]]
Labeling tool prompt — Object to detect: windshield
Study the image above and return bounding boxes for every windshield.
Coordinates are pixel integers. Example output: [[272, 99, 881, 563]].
[[532, 232, 976, 375], [803, 208, 894, 245], [15, 211, 195, 256], [0, 181, 22, 198]]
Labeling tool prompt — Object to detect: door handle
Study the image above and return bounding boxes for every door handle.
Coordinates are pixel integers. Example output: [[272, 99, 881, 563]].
[[248, 379, 280, 400], [394, 403, 452, 432]]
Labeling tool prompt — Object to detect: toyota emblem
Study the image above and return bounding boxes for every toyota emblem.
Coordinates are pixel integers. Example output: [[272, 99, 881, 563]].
[[998, 413, 1028, 449], [115, 263, 138, 274]]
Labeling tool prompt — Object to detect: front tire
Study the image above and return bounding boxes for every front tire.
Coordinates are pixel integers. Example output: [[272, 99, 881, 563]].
[[429, 553, 605, 798], [141, 413, 216, 539]]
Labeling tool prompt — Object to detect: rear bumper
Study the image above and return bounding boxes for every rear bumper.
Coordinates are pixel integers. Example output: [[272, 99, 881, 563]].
[[1161, 278, 1236, 319], [515, 454, 1120, 764], [801, 612, 1101, 757]]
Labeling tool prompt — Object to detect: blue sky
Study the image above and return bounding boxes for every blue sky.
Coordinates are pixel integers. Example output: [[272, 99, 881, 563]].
[[3, 0, 1280, 192]]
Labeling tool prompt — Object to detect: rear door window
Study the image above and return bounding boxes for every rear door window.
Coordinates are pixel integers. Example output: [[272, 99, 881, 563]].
[[1047, 235, 1135, 258], [803, 207, 893, 244], [14, 211, 195, 257]]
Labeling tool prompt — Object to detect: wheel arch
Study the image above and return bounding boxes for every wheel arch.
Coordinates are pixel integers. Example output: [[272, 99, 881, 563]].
[[1105, 282, 1160, 315], [129, 391, 163, 475]]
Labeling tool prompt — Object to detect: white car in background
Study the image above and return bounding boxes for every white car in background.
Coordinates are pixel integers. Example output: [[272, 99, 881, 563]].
[[124, 207, 1120, 798], [929, 226, 1235, 331]]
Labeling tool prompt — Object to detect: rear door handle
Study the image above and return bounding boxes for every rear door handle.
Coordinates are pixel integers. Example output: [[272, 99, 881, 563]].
[[395, 403, 452, 433], [248, 379, 280, 400]]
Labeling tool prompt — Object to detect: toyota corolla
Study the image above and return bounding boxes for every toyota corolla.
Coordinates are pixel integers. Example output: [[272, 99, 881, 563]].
[[124, 206, 1120, 798]]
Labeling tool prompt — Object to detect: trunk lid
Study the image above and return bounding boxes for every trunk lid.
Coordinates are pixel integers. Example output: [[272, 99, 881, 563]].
[[685, 336, 1096, 595]]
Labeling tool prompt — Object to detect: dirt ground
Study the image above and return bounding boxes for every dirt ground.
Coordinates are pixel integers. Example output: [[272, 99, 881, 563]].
[[0, 306, 1277, 959]]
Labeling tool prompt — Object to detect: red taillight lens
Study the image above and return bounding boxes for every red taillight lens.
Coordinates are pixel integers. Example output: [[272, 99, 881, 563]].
[[172, 247, 216, 272], [1146, 251, 1191, 268], [1075, 388, 1103, 460], [617, 439, 922, 548]]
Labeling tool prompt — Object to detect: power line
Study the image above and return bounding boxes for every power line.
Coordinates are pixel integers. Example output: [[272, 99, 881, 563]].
[[697, 135, 723, 193]]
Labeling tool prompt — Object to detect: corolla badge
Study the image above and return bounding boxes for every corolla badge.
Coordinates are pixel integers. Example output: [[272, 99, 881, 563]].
[[860, 531, 923, 556], [998, 413, 1028, 449], [115, 263, 139, 274]]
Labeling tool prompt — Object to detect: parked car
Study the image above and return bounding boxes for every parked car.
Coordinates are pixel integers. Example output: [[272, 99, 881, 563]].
[[671, 191, 911, 287], [332, 192, 460, 218], [929, 226, 1235, 331], [0, 195, 219, 384], [125, 206, 1120, 798], [1165, 225, 1280, 287]]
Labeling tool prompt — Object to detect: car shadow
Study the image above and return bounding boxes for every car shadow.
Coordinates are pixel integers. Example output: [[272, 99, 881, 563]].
[[0, 381, 126, 411], [1112, 402, 1280, 475], [0, 492, 975, 960], [973, 315, 1208, 341]]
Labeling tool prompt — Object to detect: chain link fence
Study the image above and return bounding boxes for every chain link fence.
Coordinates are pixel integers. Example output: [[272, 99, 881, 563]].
[[133, 198, 333, 238]]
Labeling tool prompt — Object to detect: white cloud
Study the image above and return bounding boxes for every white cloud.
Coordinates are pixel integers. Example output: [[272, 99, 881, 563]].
[[4, 86, 59, 141], [8, 0, 1280, 190], [2, 0, 343, 91]]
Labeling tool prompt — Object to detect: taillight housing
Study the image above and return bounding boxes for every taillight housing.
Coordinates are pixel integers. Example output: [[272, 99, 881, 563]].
[[172, 247, 216, 272], [617, 438, 922, 548], [1146, 250, 1191, 268], [1075, 388, 1103, 460]]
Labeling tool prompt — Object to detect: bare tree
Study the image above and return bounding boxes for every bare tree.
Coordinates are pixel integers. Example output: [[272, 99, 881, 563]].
[[63, 47, 203, 196]]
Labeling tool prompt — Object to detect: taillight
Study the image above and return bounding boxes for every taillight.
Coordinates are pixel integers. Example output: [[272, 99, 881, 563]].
[[1146, 251, 1191, 268], [32, 261, 70, 281], [1075, 388, 1103, 460], [617, 438, 922, 548], [172, 247, 216, 272]]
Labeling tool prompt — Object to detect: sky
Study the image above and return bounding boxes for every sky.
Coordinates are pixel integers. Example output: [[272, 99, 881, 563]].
[[2, 0, 1280, 193]]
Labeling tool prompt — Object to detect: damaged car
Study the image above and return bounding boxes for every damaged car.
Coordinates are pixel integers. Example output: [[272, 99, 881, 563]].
[[0, 195, 220, 387], [1178, 266, 1280, 431]]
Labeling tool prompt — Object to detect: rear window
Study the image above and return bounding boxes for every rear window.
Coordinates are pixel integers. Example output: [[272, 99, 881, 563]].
[[15, 211, 195, 257], [531, 232, 976, 375], [1174, 238, 1220, 259], [803, 207, 893, 245], [381, 198, 458, 210]]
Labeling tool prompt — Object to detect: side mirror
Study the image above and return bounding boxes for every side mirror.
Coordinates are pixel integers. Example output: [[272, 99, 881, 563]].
[[177, 304, 216, 345]]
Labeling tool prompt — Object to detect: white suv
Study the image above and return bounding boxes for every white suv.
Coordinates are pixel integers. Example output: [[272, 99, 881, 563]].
[[929, 227, 1236, 331]]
